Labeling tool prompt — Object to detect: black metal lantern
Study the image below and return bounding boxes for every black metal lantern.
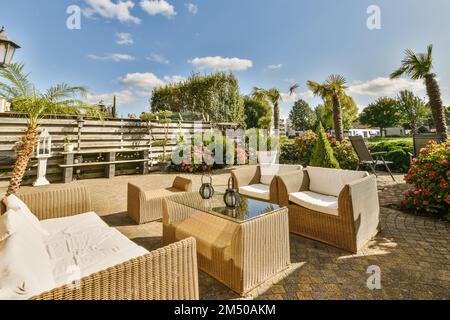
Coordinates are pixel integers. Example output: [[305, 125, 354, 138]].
[[0, 27, 20, 68], [224, 177, 240, 209], [199, 174, 215, 199]]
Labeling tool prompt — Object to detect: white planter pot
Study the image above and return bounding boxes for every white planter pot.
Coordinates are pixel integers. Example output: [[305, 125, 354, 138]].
[[64, 144, 75, 152]]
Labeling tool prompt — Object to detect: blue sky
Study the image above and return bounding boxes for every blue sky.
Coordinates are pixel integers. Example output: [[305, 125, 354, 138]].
[[2, 0, 450, 117]]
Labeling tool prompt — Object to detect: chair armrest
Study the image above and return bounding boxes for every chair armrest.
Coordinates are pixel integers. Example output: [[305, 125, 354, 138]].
[[172, 176, 192, 191], [277, 170, 309, 206], [18, 186, 93, 220], [231, 165, 260, 188], [31, 237, 199, 300], [370, 151, 387, 156], [339, 175, 380, 251]]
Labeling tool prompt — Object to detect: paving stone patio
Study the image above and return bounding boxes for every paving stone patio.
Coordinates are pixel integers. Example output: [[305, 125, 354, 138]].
[[2, 170, 449, 300]]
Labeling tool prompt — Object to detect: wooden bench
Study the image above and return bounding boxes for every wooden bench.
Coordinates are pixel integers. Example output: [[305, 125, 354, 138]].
[[59, 148, 150, 183]]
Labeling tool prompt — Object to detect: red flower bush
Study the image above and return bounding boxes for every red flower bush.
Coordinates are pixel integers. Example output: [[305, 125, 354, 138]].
[[402, 140, 450, 220]]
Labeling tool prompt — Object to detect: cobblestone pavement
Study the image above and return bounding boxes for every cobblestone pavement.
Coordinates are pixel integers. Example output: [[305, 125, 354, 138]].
[[4, 171, 449, 300]]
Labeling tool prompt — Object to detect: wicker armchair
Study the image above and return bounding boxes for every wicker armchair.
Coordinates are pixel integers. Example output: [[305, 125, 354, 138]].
[[278, 167, 380, 253], [231, 164, 302, 204], [128, 176, 192, 224], [9, 186, 199, 300]]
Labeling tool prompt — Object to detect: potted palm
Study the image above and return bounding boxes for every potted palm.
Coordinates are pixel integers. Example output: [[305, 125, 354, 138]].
[[63, 136, 75, 152], [0, 62, 100, 197]]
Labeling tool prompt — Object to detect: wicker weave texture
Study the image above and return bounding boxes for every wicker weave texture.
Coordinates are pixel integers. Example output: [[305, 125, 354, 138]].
[[12, 186, 199, 300], [128, 176, 192, 224], [163, 196, 290, 294], [32, 237, 199, 300], [278, 171, 380, 253], [18, 186, 93, 220]]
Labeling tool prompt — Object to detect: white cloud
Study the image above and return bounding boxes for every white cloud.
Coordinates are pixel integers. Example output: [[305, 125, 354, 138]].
[[140, 0, 176, 17], [83, 0, 141, 24], [86, 89, 136, 105], [120, 72, 165, 89], [115, 32, 134, 45], [348, 77, 425, 96], [88, 53, 135, 61], [190, 56, 253, 71], [163, 75, 186, 83], [185, 3, 198, 15], [146, 53, 170, 64], [267, 64, 282, 70]]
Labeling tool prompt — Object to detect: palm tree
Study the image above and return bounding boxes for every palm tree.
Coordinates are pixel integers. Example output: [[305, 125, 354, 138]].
[[307, 74, 348, 142], [251, 84, 298, 130], [391, 44, 447, 140], [0, 62, 96, 197]]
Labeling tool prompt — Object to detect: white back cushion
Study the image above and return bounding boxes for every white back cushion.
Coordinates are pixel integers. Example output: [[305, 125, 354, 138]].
[[4, 195, 49, 237], [0, 210, 55, 300], [0, 210, 16, 241], [258, 151, 279, 185], [307, 167, 368, 197]]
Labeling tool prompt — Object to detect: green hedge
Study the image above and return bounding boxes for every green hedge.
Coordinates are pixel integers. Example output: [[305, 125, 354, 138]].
[[367, 140, 413, 173]]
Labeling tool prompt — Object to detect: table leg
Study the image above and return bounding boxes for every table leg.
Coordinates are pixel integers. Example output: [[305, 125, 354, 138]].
[[63, 154, 74, 183], [141, 150, 149, 175], [105, 152, 116, 178]]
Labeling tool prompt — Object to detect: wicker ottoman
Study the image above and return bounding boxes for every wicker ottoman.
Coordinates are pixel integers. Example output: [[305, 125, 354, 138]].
[[127, 176, 192, 224]]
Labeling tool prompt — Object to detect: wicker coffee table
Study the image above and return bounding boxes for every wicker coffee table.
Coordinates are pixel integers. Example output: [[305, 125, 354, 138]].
[[163, 192, 290, 295]]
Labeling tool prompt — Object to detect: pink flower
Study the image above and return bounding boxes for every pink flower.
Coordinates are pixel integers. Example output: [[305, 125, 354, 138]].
[[439, 159, 448, 165], [420, 148, 429, 155]]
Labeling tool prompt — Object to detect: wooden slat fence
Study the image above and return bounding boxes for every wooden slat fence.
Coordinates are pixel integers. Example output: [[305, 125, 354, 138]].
[[0, 114, 219, 185]]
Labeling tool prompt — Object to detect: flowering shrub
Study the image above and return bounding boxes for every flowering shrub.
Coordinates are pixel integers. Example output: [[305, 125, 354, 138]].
[[280, 130, 359, 170], [402, 140, 450, 220], [171, 134, 248, 173]]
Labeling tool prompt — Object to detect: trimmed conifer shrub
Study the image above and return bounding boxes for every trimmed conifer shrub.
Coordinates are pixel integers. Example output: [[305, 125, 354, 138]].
[[310, 122, 340, 169]]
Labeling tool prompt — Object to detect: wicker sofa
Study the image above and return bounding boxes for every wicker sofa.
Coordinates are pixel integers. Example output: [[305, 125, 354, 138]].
[[277, 167, 380, 253], [231, 164, 302, 204], [0, 186, 199, 300], [128, 176, 192, 224]]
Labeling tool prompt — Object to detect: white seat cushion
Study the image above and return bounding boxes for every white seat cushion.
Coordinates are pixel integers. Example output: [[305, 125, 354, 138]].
[[40, 212, 149, 287], [307, 167, 369, 197], [0, 210, 55, 300], [239, 184, 270, 201], [289, 191, 339, 216]]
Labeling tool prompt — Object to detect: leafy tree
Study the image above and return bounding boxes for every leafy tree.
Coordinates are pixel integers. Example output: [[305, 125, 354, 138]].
[[395, 90, 430, 134], [315, 95, 358, 130], [310, 122, 340, 168], [251, 84, 298, 130], [243, 96, 272, 129], [288, 99, 316, 131], [359, 97, 401, 137], [0, 63, 98, 196], [151, 72, 245, 127], [308, 74, 348, 142], [391, 45, 447, 140]]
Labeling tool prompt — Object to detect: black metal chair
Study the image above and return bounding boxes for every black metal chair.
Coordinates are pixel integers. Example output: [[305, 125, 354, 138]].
[[349, 136, 396, 181]]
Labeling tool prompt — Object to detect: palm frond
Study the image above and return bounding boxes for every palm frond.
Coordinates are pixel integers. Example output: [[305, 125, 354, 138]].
[[0, 62, 32, 98]]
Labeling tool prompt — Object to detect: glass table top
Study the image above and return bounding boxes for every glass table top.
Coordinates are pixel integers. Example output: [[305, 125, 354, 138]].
[[167, 192, 282, 223]]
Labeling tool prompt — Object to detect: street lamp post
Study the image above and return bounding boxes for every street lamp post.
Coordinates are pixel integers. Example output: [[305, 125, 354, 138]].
[[0, 27, 20, 68], [0, 27, 20, 112]]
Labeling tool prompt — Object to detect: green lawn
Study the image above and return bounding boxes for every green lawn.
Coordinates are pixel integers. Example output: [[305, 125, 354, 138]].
[[366, 137, 413, 144]]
